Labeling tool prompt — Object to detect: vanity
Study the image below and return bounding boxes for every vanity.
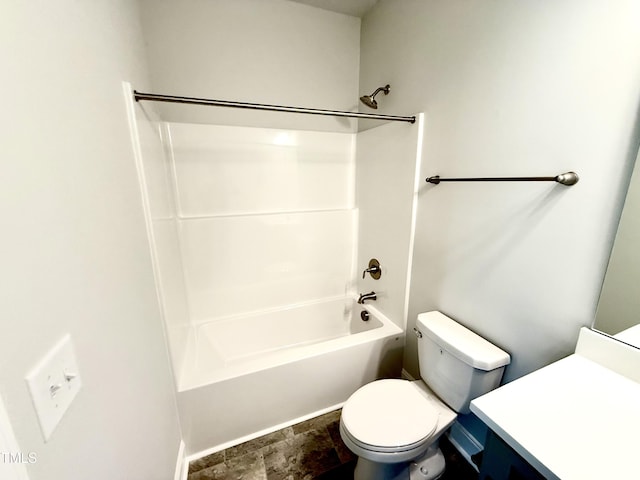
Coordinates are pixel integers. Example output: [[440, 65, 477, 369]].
[[471, 328, 640, 479]]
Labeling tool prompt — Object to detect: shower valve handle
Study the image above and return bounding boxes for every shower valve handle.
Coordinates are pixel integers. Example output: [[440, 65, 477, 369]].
[[362, 266, 381, 279], [362, 259, 382, 280]]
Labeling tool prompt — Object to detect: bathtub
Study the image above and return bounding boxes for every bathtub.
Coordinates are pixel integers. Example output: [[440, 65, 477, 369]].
[[177, 298, 404, 456]]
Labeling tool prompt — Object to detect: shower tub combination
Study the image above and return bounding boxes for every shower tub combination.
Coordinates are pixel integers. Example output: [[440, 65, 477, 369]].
[[127, 90, 420, 458], [178, 299, 403, 455]]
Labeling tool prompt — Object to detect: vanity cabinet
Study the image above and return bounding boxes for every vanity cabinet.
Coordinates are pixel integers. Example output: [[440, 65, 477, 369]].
[[470, 330, 640, 479], [478, 429, 545, 480]]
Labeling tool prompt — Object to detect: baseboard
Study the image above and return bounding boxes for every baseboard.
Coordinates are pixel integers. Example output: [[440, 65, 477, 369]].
[[401, 368, 417, 381], [174, 440, 187, 480], [446, 422, 482, 473]]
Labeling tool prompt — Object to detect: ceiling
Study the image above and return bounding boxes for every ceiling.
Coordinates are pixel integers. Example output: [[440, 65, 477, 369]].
[[288, 0, 379, 18]]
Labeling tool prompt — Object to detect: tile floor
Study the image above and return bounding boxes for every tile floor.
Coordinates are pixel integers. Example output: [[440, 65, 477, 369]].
[[187, 409, 478, 480]]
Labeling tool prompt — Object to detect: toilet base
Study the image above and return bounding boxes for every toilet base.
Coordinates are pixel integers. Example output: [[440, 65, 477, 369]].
[[410, 445, 446, 480], [353, 445, 446, 480]]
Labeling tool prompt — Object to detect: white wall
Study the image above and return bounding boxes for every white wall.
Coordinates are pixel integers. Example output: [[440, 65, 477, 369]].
[[0, 394, 29, 480], [138, 0, 361, 132], [1, 2, 181, 479], [360, 0, 640, 382]]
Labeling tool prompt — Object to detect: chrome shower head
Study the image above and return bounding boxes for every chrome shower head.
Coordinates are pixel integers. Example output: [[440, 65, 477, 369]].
[[359, 84, 390, 109]]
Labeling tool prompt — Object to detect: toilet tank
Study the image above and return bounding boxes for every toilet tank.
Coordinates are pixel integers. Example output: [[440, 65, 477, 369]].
[[416, 311, 510, 414]]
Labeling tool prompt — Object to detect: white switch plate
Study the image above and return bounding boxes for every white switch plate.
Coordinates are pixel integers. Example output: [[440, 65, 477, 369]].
[[25, 334, 81, 442]]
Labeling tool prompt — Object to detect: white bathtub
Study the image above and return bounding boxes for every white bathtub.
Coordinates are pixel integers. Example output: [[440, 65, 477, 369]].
[[177, 298, 404, 456]]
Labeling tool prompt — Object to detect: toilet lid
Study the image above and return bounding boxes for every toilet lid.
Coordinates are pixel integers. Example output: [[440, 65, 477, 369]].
[[342, 379, 439, 449]]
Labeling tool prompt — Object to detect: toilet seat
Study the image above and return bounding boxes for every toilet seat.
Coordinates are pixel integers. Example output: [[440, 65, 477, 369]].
[[341, 379, 439, 453]]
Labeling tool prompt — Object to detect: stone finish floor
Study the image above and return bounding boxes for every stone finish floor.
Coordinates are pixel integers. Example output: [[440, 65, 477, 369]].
[[187, 409, 478, 480]]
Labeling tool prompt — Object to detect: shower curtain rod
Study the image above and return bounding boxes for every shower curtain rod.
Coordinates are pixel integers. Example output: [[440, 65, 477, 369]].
[[426, 171, 579, 186], [133, 90, 416, 124]]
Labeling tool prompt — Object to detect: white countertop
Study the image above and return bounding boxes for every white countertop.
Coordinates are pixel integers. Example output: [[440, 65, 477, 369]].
[[471, 352, 640, 479]]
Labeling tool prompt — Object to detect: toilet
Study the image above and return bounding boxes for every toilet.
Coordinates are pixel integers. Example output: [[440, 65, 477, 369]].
[[340, 311, 510, 480]]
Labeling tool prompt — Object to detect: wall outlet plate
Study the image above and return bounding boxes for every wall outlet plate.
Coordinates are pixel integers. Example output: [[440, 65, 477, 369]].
[[25, 334, 81, 442]]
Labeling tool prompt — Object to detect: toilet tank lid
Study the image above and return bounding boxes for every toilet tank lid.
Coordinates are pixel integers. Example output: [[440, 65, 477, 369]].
[[417, 311, 511, 371]]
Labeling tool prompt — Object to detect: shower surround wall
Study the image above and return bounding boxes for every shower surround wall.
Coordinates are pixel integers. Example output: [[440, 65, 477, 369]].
[[133, 120, 359, 385], [128, 107, 191, 383], [171, 123, 356, 332]]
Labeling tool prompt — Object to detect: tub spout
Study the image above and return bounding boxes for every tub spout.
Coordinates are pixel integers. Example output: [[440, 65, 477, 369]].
[[357, 291, 377, 304]]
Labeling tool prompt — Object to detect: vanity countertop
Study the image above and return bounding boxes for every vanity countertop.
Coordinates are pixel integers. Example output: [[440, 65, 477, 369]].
[[471, 348, 640, 479]]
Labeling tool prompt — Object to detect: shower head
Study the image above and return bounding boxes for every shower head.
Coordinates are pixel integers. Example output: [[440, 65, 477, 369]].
[[359, 84, 390, 109]]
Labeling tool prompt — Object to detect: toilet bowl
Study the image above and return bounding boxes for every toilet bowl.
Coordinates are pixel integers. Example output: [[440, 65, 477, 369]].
[[340, 311, 511, 480], [340, 379, 457, 480]]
